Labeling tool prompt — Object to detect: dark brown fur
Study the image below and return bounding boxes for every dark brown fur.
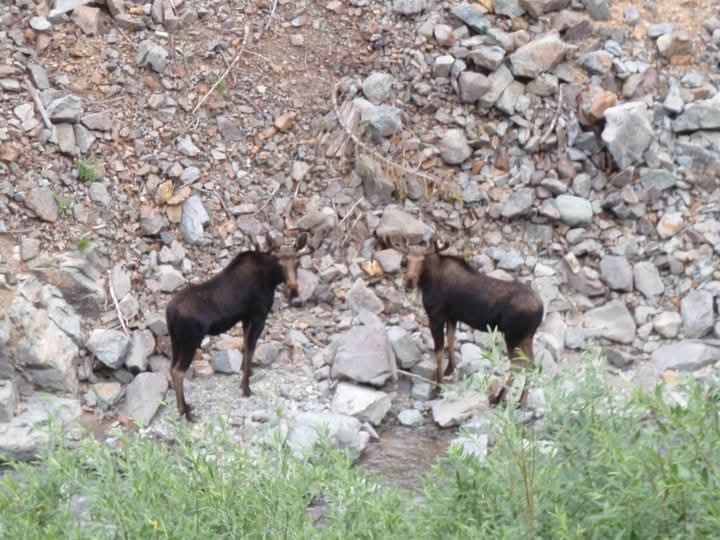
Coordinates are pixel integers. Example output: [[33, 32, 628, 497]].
[[402, 242, 544, 404], [165, 233, 311, 421]]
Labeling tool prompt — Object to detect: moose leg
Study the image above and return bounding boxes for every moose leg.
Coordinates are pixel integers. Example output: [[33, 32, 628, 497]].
[[242, 318, 266, 397], [168, 322, 200, 421], [445, 320, 457, 377], [429, 317, 445, 388]]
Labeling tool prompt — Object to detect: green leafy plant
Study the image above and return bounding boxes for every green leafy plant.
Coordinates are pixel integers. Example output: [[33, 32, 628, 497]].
[[53, 193, 72, 215], [75, 160, 98, 183]]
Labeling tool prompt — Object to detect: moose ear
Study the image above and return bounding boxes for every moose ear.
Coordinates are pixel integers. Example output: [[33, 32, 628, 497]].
[[295, 231, 309, 251]]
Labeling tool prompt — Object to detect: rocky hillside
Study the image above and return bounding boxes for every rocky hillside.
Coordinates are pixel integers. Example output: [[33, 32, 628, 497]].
[[1, 0, 720, 468]]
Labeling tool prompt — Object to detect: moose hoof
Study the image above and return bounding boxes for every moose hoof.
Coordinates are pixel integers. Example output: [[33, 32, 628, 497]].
[[241, 386, 252, 398], [180, 404, 197, 423]]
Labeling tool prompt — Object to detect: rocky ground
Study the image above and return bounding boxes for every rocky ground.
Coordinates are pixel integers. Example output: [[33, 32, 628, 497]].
[[2, 0, 720, 480]]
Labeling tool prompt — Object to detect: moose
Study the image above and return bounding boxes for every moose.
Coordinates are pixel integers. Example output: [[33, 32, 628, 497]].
[[384, 236, 544, 406], [165, 231, 314, 421]]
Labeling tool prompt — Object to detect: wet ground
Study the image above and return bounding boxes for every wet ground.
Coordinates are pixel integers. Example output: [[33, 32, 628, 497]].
[[357, 422, 456, 492]]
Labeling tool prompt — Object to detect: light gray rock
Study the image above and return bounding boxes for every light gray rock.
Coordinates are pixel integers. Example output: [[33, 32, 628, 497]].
[[355, 155, 395, 205], [494, 0, 525, 17], [346, 279, 384, 315], [136, 40, 168, 73], [7, 296, 79, 393], [45, 292, 83, 344], [450, 3, 489, 33], [583, 299, 636, 344], [211, 349, 243, 374], [519, 0, 569, 17], [663, 84, 684, 115], [432, 392, 488, 427], [88, 182, 110, 207], [375, 206, 426, 243], [392, 0, 429, 15], [331, 382, 393, 426], [438, 129, 472, 165], [672, 95, 720, 133], [450, 433, 489, 460], [125, 329, 155, 373], [633, 262, 664, 299], [526, 73, 558, 96], [53, 123, 77, 156], [555, 194, 593, 226], [501, 188, 533, 218], [508, 31, 568, 78], [582, 0, 609, 19], [74, 124, 95, 154], [458, 72, 491, 103], [180, 195, 210, 244], [0, 380, 19, 422], [468, 46, 505, 71], [640, 169, 676, 191], [398, 409, 423, 427], [331, 326, 396, 387], [111, 265, 131, 300], [649, 341, 720, 375], [681, 290, 714, 338], [254, 343, 279, 367], [362, 72, 395, 104], [157, 265, 185, 292], [0, 394, 82, 461], [217, 116, 244, 142], [296, 269, 319, 303], [27, 64, 50, 90], [126, 372, 168, 426], [25, 189, 59, 223], [48, 95, 82, 123], [374, 249, 403, 273], [361, 105, 403, 138], [86, 329, 131, 369], [479, 64, 514, 108], [287, 412, 369, 461], [387, 327, 422, 369], [458, 343, 491, 376], [599, 255, 633, 292], [578, 51, 613, 75], [653, 311, 682, 338], [81, 111, 112, 131], [433, 55, 455, 78], [176, 135, 200, 158], [412, 381, 434, 401], [602, 102, 654, 168], [29, 16, 52, 32]]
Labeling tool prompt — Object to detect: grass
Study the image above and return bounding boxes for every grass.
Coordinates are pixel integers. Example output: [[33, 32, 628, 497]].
[[53, 193, 72, 215], [75, 160, 98, 183], [1, 349, 720, 539]]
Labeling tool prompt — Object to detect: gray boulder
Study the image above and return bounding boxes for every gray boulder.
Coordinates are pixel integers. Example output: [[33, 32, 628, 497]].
[[287, 412, 370, 461], [125, 372, 168, 426], [602, 102, 654, 169], [432, 392, 488, 427], [86, 329, 131, 370], [583, 300, 636, 344], [331, 382, 393, 426], [681, 290, 715, 338], [331, 325, 396, 387]]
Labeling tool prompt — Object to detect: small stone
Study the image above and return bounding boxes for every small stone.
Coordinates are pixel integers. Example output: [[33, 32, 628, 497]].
[[0, 381, 19, 422], [433, 55, 455, 78], [53, 123, 77, 155], [254, 343, 279, 367], [362, 72, 395, 104], [467, 46, 505, 71], [361, 105, 402, 138], [605, 348, 632, 368], [374, 249, 403, 273], [125, 330, 155, 373], [393, 0, 430, 15], [126, 372, 168, 426], [656, 212, 684, 239], [458, 72, 491, 103], [555, 194, 593, 226], [88, 183, 111, 207], [578, 50, 614, 75], [672, 95, 720, 133], [81, 111, 112, 131], [656, 31, 692, 58], [176, 135, 200, 157], [623, 6, 640, 25], [633, 262, 664, 299], [599, 255, 633, 292], [432, 393, 488, 427], [640, 169, 676, 192], [398, 408, 423, 426], [583, 299, 636, 344], [494, 0, 525, 17], [346, 279, 384, 315], [653, 311, 682, 338], [72, 5, 100, 35], [582, 0, 609, 20], [601, 102, 654, 169], [501, 188, 534, 218], [27, 64, 49, 90], [211, 349, 243, 374], [450, 3, 489, 33], [387, 327, 422, 369], [74, 125, 96, 154], [519, 0, 569, 17], [157, 265, 185, 292], [48, 95, 83, 123], [526, 73, 558, 96], [438, 129, 472, 165], [29, 16, 52, 32], [289, 34, 304, 46], [680, 290, 714, 338], [136, 40, 168, 73], [217, 116, 243, 141], [86, 329, 131, 369], [25, 189, 59, 223], [375, 206, 426, 243], [331, 382, 392, 426], [180, 195, 210, 244], [508, 31, 568, 79], [21, 238, 41, 261]]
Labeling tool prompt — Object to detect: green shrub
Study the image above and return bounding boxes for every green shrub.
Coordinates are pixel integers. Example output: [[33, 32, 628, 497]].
[[1, 351, 719, 540]]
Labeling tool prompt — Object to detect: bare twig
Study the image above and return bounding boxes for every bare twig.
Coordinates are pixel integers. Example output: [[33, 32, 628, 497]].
[[339, 197, 364, 226], [396, 369, 437, 386], [331, 82, 447, 188], [108, 271, 129, 336], [110, 18, 132, 44], [214, 189, 232, 219], [24, 78, 52, 129], [264, 0, 279, 31], [341, 212, 363, 246], [191, 51, 242, 115], [539, 84, 564, 146], [258, 184, 280, 211]]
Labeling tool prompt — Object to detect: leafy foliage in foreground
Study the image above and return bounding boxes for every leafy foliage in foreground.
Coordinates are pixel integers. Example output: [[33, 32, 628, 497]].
[[1, 357, 719, 540]]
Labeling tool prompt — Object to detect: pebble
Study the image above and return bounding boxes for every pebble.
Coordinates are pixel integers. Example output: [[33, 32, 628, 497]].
[[438, 129, 472, 165]]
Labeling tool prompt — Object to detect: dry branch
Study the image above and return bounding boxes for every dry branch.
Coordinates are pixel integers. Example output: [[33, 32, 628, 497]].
[[108, 271, 130, 336], [24, 78, 52, 129]]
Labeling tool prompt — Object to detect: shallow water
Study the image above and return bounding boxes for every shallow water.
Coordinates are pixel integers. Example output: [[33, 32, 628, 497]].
[[357, 422, 456, 491]]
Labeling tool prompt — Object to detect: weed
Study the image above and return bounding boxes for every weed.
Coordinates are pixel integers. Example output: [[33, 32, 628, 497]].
[[77, 235, 92, 253], [75, 160, 97, 183], [53, 193, 72, 214]]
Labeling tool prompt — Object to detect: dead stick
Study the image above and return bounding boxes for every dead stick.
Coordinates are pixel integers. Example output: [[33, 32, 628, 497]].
[[258, 184, 280, 211], [108, 271, 130, 336], [539, 85, 564, 145], [338, 196, 364, 226], [24, 78, 52, 129], [191, 52, 242, 115], [341, 212, 363, 246], [264, 0, 279, 31], [396, 369, 437, 386]]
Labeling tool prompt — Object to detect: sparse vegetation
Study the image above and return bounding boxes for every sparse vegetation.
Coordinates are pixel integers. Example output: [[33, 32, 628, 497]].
[[2, 348, 719, 539], [75, 160, 98, 183], [53, 193, 72, 215], [77, 234, 92, 253]]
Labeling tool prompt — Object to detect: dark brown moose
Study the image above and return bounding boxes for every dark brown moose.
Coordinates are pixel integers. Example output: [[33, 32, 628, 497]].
[[165, 232, 313, 421], [386, 237, 544, 406]]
